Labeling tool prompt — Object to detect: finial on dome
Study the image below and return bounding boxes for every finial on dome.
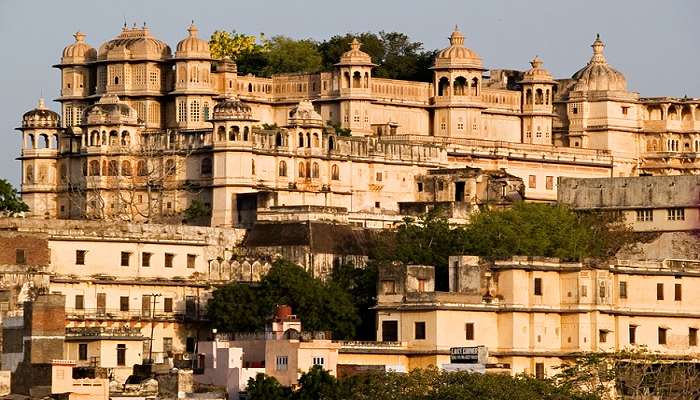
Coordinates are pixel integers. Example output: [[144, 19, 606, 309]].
[[350, 38, 361, 51], [591, 33, 606, 63], [37, 98, 46, 110], [449, 27, 464, 46], [530, 55, 543, 69], [187, 21, 199, 37], [73, 31, 86, 43]]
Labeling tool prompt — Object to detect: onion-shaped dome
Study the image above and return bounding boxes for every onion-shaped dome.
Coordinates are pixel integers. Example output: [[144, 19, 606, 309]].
[[175, 22, 211, 59], [97, 24, 171, 61], [22, 98, 60, 129], [433, 26, 483, 70], [61, 32, 96, 64], [83, 95, 140, 125], [520, 56, 555, 84], [335, 39, 375, 66], [211, 97, 254, 121], [571, 34, 627, 92], [287, 100, 323, 128]]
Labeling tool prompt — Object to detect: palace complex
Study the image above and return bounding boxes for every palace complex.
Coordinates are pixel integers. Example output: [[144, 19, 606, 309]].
[[16, 24, 700, 227]]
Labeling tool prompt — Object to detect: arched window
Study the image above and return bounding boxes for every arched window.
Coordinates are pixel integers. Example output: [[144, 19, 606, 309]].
[[39, 134, 50, 149], [438, 77, 449, 96], [353, 71, 362, 88], [331, 164, 339, 180], [298, 162, 305, 178], [545, 89, 550, 105], [109, 130, 118, 146], [203, 103, 210, 121], [453, 76, 467, 96], [535, 89, 544, 105], [471, 78, 479, 96], [298, 132, 304, 148], [364, 72, 369, 88], [89, 160, 100, 176], [178, 65, 186, 83], [525, 89, 532, 105], [137, 160, 147, 176], [243, 126, 249, 141], [165, 159, 175, 176], [27, 134, 35, 149], [312, 133, 319, 148], [230, 126, 239, 141], [251, 160, 255, 175], [275, 132, 283, 146], [201, 157, 212, 175], [278, 160, 287, 177], [217, 126, 226, 142], [114, 76, 119, 85], [328, 136, 335, 151], [25, 165, 34, 183], [121, 131, 130, 146], [107, 160, 118, 176], [101, 131, 107, 146], [248, 83, 253, 92], [311, 162, 319, 178], [121, 160, 132, 176]]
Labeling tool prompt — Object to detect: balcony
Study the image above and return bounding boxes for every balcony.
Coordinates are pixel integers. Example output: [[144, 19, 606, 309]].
[[65, 307, 204, 322], [65, 326, 144, 340]]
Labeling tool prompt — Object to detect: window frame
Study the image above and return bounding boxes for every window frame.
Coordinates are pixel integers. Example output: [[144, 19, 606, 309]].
[[165, 253, 174, 268], [120, 251, 131, 267], [465, 322, 475, 341], [534, 277, 543, 296], [75, 250, 86, 265], [619, 281, 627, 299], [142, 252, 152, 267], [414, 321, 426, 340]]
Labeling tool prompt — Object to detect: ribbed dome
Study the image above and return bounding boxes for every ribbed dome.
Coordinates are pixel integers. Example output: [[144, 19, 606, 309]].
[[571, 34, 626, 92], [335, 39, 375, 66], [175, 23, 211, 58], [520, 56, 554, 84], [433, 27, 483, 70], [83, 95, 140, 125], [287, 100, 323, 127], [22, 98, 60, 129], [211, 97, 254, 121], [97, 25, 171, 61], [61, 32, 96, 63]]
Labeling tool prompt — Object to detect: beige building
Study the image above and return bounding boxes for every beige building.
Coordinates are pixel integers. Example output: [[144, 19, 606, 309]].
[[355, 256, 700, 378], [16, 25, 700, 227], [558, 175, 700, 232]]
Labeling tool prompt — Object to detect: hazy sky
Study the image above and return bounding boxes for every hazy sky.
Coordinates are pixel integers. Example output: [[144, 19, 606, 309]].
[[0, 0, 698, 185]]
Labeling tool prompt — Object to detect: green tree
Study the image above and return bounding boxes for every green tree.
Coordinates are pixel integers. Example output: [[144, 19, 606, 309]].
[[209, 30, 266, 60], [293, 365, 339, 400], [207, 260, 360, 338], [261, 36, 322, 76], [0, 179, 28, 215], [206, 282, 265, 333], [331, 261, 378, 340], [246, 373, 286, 400]]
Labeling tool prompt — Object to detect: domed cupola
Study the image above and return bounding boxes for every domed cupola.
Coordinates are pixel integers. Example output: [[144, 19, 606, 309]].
[[175, 22, 211, 59], [433, 26, 483, 70], [287, 100, 323, 128], [520, 56, 555, 84], [83, 94, 140, 125], [61, 32, 96, 64], [211, 97, 254, 121], [97, 24, 171, 61], [22, 98, 60, 129], [335, 39, 375, 67], [571, 34, 627, 92]]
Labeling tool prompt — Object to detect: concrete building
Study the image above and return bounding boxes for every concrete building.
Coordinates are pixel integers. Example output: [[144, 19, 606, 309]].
[[363, 256, 700, 378], [558, 175, 700, 232], [16, 25, 700, 226]]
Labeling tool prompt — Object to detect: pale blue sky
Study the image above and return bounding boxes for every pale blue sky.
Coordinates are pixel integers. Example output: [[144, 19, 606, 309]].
[[0, 0, 698, 185]]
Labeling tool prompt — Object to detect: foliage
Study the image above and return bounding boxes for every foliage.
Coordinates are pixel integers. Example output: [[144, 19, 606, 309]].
[[555, 349, 700, 400], [209, 30, 267, 60], [0, 179, 28, 215], [261, 123, 279, 130], [183, 199, 210, 221], [210, 29, 437, 81], [261, 36, 323, 76], [327, 120, 352, 137], [254, 366, 594, 400], [246, 373, 287, 400], [318, 32, 436, 81], [330, 262, 378, 340], [373, 203, 634, 290], [293, 366, 340, 400], [207, 260, 360, 338]]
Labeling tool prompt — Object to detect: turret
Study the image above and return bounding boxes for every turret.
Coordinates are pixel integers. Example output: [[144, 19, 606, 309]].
[[16, 99, 61, 218], [519, 56, 555, 144], [335, 39, 375, 136], [173, 23, 215, 130]]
